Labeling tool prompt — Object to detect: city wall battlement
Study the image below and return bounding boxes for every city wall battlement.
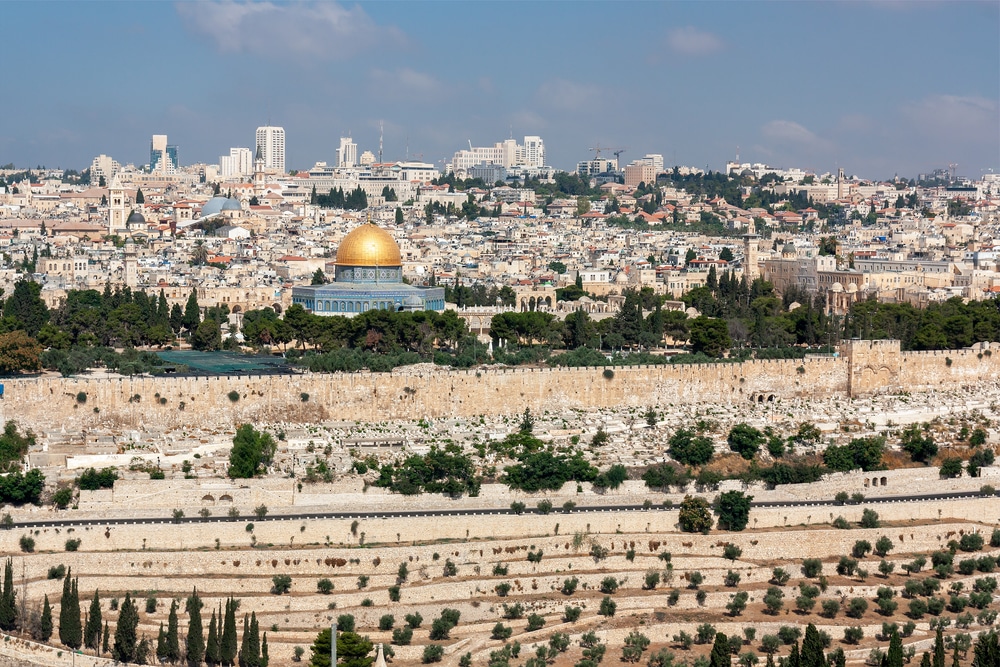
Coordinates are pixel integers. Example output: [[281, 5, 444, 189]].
[[2, 340, 997, 433]]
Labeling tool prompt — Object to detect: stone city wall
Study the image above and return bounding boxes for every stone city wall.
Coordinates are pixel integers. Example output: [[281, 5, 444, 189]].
[[1, 341, 997, 435]]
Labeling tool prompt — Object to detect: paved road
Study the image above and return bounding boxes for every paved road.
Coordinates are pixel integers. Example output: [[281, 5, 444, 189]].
[[10, 489, 987, 530]]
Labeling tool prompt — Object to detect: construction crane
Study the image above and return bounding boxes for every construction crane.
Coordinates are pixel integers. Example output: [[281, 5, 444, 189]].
[[589, 144, 626, 160]]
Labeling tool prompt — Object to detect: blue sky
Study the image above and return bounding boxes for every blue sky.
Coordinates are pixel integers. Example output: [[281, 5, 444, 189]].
[[1, 1, 997, 179]]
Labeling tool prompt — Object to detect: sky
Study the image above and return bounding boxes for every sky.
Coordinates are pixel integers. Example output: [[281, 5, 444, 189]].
[[1, 1, 997, 180]]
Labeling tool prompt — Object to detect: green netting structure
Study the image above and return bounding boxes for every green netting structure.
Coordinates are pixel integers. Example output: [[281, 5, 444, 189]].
[[155, 351, 293, 375]]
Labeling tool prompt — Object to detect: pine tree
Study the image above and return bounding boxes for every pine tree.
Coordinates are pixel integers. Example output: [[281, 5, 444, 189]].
[[39, 595, 52, 641], [933, 628, 945, 667], [84, 589, 102, 650], [260, 632, 268, 667], [709, 632, 730, 667], [886, 631, 903, 667], [112, 592, 139, 663], [166, 599, 181, 663], [221, 598, 238, 666], [59, 570, 82, 649], [205, 609, 219, 665], [186, 590, 205, 666], [0, 558, 16, 631]]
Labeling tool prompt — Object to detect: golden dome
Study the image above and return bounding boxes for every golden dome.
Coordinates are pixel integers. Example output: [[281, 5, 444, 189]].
[[335, 223, 402, 266]]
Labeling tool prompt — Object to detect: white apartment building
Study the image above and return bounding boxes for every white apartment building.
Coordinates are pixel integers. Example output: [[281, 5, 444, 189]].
[[219, 147, 253, 179], [450, 136, 546, 173], [337, 137, 358, 168], [89, 154, 120, 185], [255, 126, 286, 173]]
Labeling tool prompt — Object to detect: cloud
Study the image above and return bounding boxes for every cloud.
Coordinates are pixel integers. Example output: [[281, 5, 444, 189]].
[[666, 26, 724, 56], [761, 120, 835, 152], [367, 68, 447, 100], [534, 79, 603, 112], [175, 1, 406, 60], [901, 94, 998, 140]]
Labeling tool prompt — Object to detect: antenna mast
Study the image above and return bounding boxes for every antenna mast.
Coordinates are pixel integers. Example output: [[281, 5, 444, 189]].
[[379, 120, 384, 164]]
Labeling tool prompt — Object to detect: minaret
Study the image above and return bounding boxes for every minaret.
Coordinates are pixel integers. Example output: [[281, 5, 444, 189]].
[[108, 175, 127, 236], [743, 218, 759, 282], [124, 240, 137, 288]]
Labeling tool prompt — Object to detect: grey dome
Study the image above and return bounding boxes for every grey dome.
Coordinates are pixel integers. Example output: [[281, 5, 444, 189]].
[[126, 210, 145, 225], [201, 197, 242, 218]]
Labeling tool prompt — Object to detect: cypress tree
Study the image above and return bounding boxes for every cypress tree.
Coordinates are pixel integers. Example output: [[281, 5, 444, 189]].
[[166, 599, 181, 663], [112, 592, 139, 663], [183, 289, 201, 332], [205, 609, 219, 665], [788, 642, 801, 667], [186, 589, 205, 666], [933, 628, 945, 667], [801, 623, 825, 667], [221, 598, 237, 666], [260, 632, 268, 667], [84, 589, 102, 650], [950, 643, 960, 667], [157, 623, 168, 663], [0, 558, 15, 631], [239, 615, 250, 667], [886, 631, 903, 667], [39, 595, 52, 641], [102, 621, 109, 655], [765, 654, 775, 667], [59, 571, 82, 649], [246, 612, 260, 667], [709, 632, 730, 667], [920, 652, 930, 667]]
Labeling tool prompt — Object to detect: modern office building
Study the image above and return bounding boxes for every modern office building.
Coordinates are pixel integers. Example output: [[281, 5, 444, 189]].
[[150, 135, 178, 175], [450, 136, 546, 173], [89, 154, 121, 185], [255, 125, 286, 173]]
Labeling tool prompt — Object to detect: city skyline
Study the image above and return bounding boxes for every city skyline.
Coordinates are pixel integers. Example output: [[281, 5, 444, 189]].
[[0, 1, 997, 179]]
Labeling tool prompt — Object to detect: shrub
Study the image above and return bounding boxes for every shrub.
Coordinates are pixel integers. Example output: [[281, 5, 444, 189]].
[[271, 574, 292, 594], [422, 645, 444, 664], [959, 533, 984, 552], [65, 538, 81, 552], [388, 585, 400, 602], [536, 499, 553, 515], [391, 627, 412, 646], [492, 563, 508, 576], [510, 501, 526, 515], [771, 568, 791, 585], [777, 626, 801, 645], [495, 582, 512, 597], [760, 635, 780, 654], [836, 556, 858, 576], [527, 550, 543, 563], [603, 368, 614, 380], [939, 457, 964, 478], [802, 558, 823, 578], [525, 614, 545, 632], [843, 627, 863, 645], [442, 559, 457, 577], [846, 598, 868, 618], [724, 570, 741, 587], [763, 587, 784, 615], [47, 565, 66, 580], [502, 603, 524, 620], [405, 612, 422, 628], [561, 577, 578, 595], [146, 597, 157, 614], [378, 614, 394, 631], [227, 390, 240, 402], [337, 614, 355, 633], [562, 606, 581, 623], [600, 576, 619, 594], [695, 624, 717, 644], [491, 622, 512, 640], [688, 571, 704, 589], [821, 599, 840, 618], [852, 540, 872, 558], [832, 516, 850, 529], [598, 596, 616, 617], [860, 508, 880, 528], [316, 578, 333, 594], [723, 543, 742, 561], [644, 570, 661, 590], [19, 535, 34, 552]]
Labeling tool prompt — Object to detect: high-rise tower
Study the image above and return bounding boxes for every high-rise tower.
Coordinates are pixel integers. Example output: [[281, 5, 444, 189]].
[[255, 126, 286, 173]]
